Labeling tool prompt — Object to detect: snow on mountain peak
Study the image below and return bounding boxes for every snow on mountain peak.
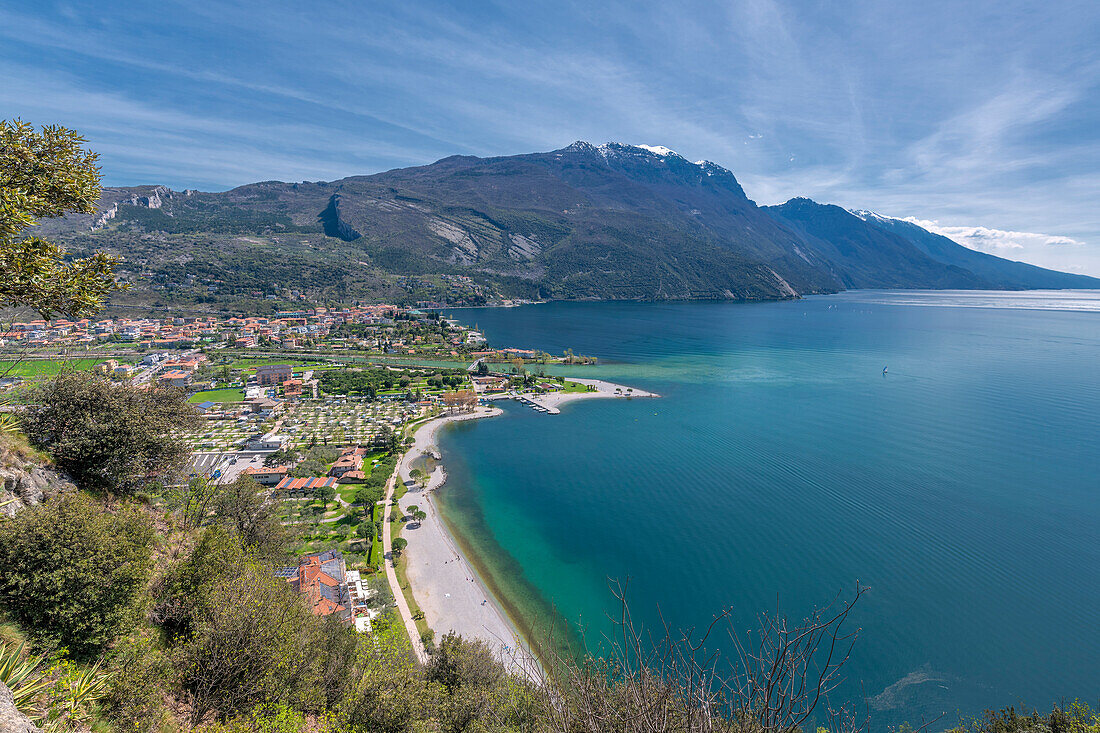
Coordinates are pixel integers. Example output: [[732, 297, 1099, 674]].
[[849, 209, 895, 223], [637, 144, 676, 157]]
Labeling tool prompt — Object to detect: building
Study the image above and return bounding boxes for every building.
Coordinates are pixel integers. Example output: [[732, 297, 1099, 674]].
[[278, 550, 351, 620], [255, 364, 293, 386], [328, 447, 366, 478], [242, 465, 290, 486], [94, 359, 119, 375], [159, 369, 192, 388], [245, 433, 290, 451], [273, 475, 338, 497]]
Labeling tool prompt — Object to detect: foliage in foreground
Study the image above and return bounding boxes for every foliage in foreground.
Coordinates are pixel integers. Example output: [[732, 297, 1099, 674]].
[[21, 370, 201, 495], [0, 118, 124, 321], [0, 491, 154, 659]]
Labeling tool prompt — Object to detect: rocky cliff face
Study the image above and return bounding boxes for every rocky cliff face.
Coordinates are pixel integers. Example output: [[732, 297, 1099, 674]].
[[92, 185, 178, 230], [0, 452, 75, 518]]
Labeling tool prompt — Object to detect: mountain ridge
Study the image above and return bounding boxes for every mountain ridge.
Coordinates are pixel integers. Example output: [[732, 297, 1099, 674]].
[[41, 141, 1099, 313]]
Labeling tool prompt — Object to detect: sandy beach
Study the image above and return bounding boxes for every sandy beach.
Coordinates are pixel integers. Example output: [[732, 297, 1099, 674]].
[[394, 407, 526, 662], [391, 378, 655, 669]]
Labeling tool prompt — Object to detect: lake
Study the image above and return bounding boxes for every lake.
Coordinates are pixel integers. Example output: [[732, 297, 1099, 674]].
[[440, 291, 1100, 728]]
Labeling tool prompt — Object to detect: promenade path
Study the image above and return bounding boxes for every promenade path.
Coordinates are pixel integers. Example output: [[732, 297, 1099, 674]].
[[382, 460, 429, 663]]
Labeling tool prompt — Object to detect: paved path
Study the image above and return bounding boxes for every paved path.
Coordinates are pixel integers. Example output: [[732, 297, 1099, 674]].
[[382, 460, 429, 664]]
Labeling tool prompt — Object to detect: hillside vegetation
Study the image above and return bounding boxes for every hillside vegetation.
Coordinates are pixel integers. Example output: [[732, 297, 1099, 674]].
[[40, 142, 1099, 316]]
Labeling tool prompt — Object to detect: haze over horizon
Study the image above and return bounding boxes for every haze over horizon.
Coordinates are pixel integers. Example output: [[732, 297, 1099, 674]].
[[2, 0, 1098, 275]]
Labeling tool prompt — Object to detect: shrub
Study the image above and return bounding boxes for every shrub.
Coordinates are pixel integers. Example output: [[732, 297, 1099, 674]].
[[0, 492, 154, 658]]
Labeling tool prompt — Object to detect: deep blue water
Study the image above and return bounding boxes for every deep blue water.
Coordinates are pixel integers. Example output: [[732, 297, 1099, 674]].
[[440, 291, 1100, 728]]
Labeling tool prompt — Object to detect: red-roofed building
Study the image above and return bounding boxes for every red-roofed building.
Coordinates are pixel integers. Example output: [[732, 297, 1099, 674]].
[[274, 476, 338, 497], [242, 465, 290, 486], [280, 550, 351, 620]]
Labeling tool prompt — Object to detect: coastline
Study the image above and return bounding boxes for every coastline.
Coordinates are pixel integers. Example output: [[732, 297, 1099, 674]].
[[393, 378, 656, 670]]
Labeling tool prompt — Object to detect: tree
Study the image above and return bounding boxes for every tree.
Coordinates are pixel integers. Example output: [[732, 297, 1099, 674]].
[[404, 505, 418, 523], [413, 509, 427, 525], [0, 491, 154, 659], [265, 448, 298, 468], [162, 475, 221, 532], [356, 521, 376, 542], [290, 458, 325, 477], [316, 484, 336, 510], [0, 119, 125, 322], [21, 371, 201, 495], [178, 561, 327, 723], [391, 537, 407, 558], [355, 484, 384, 509], [213, 475, 290, 559]]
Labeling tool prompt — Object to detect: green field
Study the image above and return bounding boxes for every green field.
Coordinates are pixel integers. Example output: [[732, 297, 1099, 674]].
[[0, 358, 117, 378], [563, 380, 592, 393], [187, 388, 245, 403]]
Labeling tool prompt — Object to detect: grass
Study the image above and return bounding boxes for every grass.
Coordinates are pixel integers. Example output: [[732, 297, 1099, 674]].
[[187, 387, 245, 403], [562, 380, 592, 393], [0, 357, 117, 378]]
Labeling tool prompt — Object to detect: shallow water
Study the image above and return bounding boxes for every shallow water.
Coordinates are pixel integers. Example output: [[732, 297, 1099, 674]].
[[438, 291, 1100, 728]]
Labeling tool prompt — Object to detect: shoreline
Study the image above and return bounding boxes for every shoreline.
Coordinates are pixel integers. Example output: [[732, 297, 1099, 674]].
[[393, 378, 656, 671]]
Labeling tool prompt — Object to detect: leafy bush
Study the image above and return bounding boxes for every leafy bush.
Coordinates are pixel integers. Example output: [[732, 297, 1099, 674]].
[[21, 371, 200, 495], [0, 491, 154, 658]]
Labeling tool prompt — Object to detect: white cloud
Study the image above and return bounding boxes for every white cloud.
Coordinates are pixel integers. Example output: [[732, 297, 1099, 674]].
[[902, 218, 1085, 254]]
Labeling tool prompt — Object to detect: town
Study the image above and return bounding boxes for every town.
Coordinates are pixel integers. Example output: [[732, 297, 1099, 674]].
[[0, 303, 602, 637]]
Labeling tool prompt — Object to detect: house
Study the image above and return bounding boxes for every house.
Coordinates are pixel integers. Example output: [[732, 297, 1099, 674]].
[[159, 370, 192, 388], [245, 396, 280, 415], [279, 550, 352, 620], [255, 364, 293, 386], [242, 465, 291, 486], [328, 448, 366, 478]]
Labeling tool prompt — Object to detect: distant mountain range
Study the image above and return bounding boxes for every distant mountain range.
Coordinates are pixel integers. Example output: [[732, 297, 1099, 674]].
[[45, 141, 1099, 312]]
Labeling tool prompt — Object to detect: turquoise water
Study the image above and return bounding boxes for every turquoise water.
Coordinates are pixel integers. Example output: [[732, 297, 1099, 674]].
[[439, 291, 1100, 728]]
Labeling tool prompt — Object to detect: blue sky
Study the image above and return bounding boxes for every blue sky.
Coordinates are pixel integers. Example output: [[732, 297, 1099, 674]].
[[3, 0, 1099, 274]]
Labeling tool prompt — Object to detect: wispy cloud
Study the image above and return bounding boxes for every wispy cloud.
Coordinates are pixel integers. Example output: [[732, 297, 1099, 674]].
[[2, 0, 1098, 271]]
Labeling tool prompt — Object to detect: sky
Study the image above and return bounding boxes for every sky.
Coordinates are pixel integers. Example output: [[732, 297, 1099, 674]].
[[3, 0, 1099, 275]]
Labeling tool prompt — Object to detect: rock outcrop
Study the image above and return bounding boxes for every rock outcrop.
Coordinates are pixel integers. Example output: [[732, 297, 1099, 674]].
[[0, 455, 75, 518], [0, 681, 43, 733], [92, 185, 175, 230]]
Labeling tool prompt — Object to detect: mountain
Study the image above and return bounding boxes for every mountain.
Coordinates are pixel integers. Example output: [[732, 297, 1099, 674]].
[[762, 198, 993, 289], [850, 211, 1100, 290], [43, 141, 1099, 313]]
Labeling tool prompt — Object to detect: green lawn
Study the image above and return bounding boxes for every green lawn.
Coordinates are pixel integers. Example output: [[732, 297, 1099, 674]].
[[188, 388, 245, 403], [563, 380, 592, 393], [0, 357, 117, 377]]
